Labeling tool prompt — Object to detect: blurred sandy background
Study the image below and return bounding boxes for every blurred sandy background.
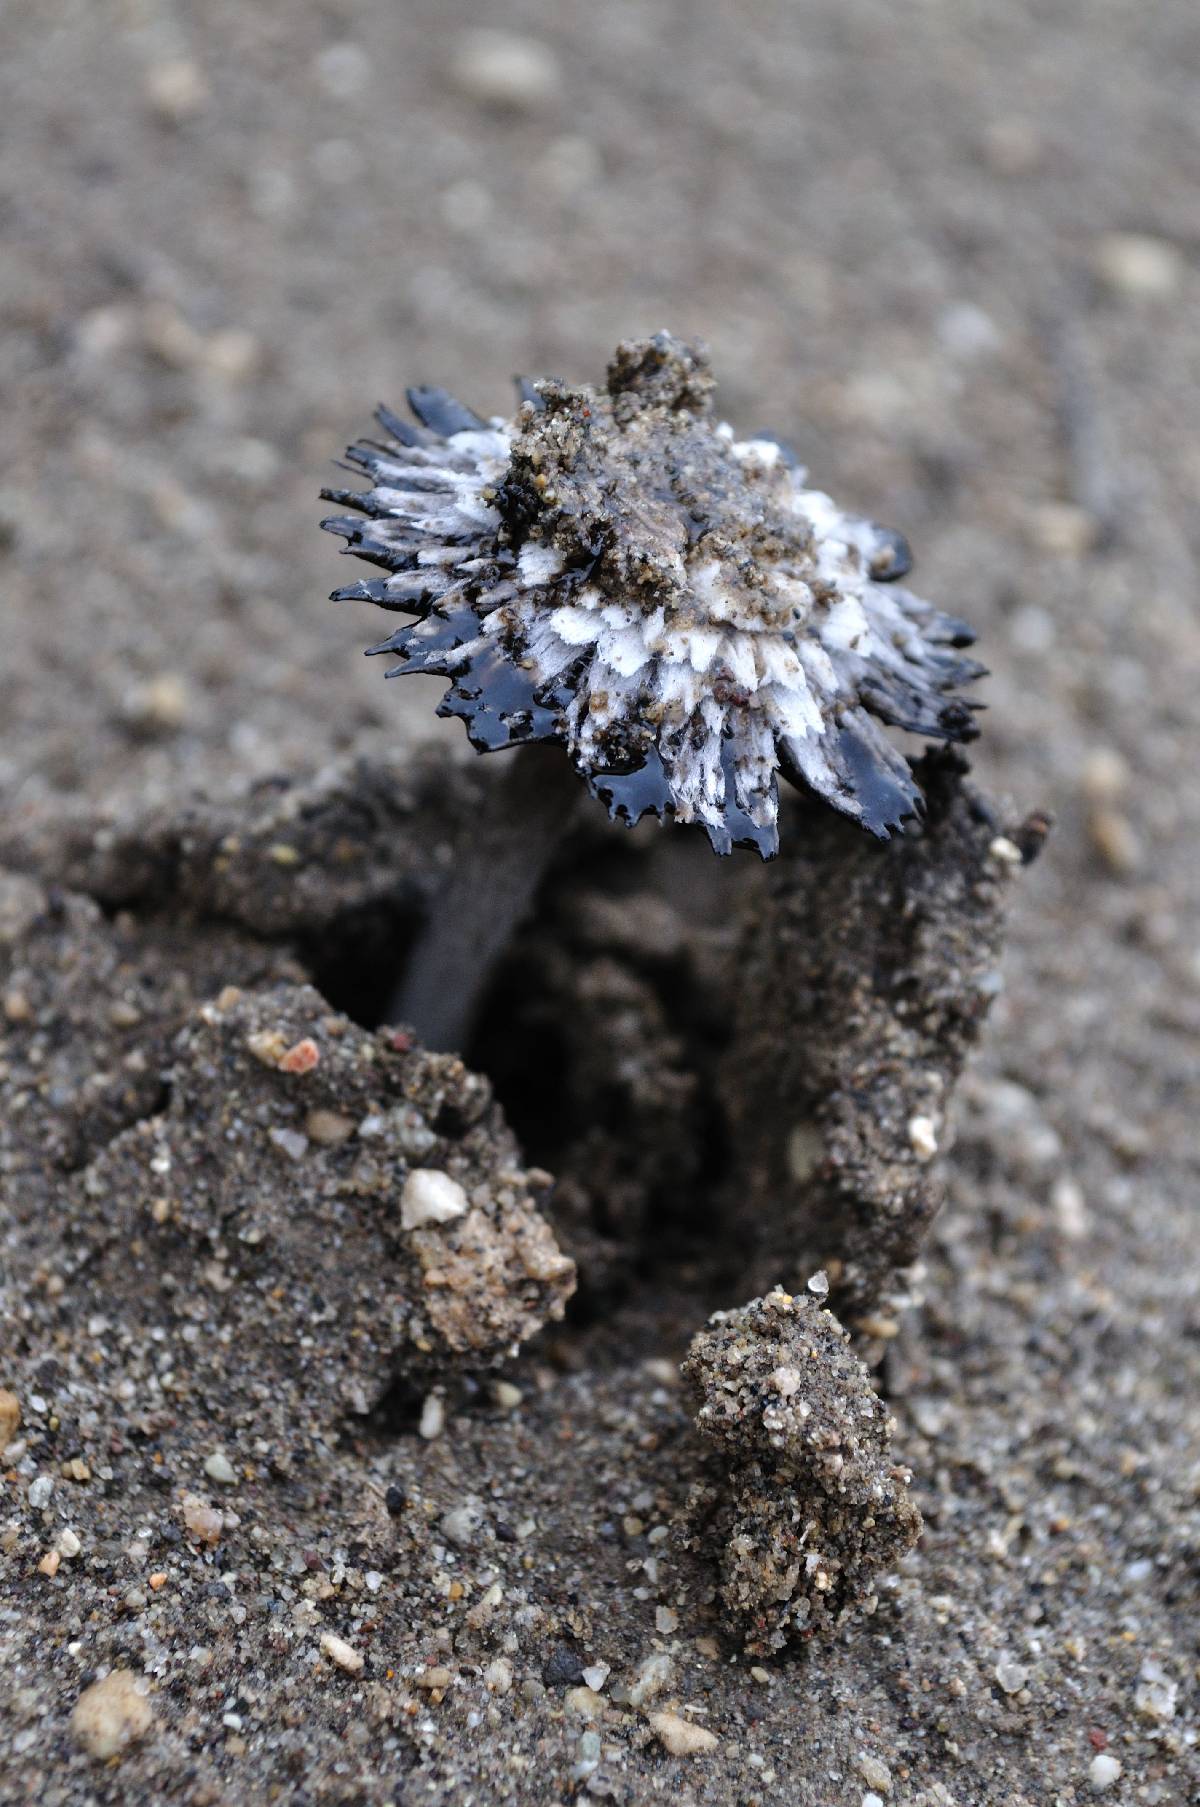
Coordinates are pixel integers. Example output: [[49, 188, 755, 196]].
[[4, 0, 1198, 858]]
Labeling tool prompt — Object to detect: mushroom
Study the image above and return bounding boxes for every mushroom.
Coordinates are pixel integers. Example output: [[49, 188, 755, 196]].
[[323, 333, 983, 1048]]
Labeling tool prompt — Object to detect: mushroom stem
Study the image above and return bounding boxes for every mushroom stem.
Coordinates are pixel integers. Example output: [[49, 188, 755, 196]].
[[390, 747, 580, 1051]]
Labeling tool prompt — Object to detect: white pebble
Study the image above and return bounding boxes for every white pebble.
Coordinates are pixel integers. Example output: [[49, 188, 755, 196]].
[[144, 59, 209, 124], [1093, 232, 1182, 299], [440, 1500, 483, 1547], [319, 1631, 364, 1675], [1089, 1751, 1122, 1791], [58, 1529, 82, 1559], [28, 1475, 53, 1510], [582, 1662, 610, 1692], [419, 1393, 446, 1440], [1052, 1176, 1089, 1240], [268, 1127, 308, 1162], [449, 30, 560, 112], [908, 1116, 939, 1162], [1135, 1658, 1177, 1722], [401, 1168, 469, 1230], [806, 1269, 830, 1299], [648, 1710, 719, 1756], [71, 1671, 153, 1760], [995, 1659, 1029, 1694], [627, 1651, 674, 1707], [203, 1451, 237, 1486]]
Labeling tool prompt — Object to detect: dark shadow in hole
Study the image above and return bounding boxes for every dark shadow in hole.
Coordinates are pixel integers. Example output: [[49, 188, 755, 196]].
[[468, 830, 745, 1331], [299, 897, 425, 1031]]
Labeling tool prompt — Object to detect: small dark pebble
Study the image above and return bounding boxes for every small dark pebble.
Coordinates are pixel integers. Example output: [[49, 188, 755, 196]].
[[385, 1485, 407, 1516], [1015, 807, 1054, 864], [542, 1642, 586, 1688]]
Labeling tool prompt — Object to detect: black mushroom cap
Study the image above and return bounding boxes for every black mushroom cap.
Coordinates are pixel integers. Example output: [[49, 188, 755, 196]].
[[322, 333, 984, 857]]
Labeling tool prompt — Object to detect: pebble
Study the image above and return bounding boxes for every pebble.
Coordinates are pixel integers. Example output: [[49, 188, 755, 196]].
[[0, 1389, 19, 1446], [121, 674, 190, 734], [996, 1659, 1029, 1694], [1088, 1751, 1122, 1791], [564, 1685, 604, 1720], [247, 1029, 290, 1066], [319, 1631, 365, 1675], [1052, 1176, 1089, 1241], [489, 1379, 523, 1411], [542, 1644, 586, 1688], [415, 1665, 454, 1692], [648, 1710, 719, 1757], [1093, 232, 1183, 299], [181, 1494, 223, 1546], [857, 1754, 892, 1794], [582, 1662, 610, 1692], [908, 1115, 939, 1162], [987, 835, 1024, 868], [449, 30, 561, 112], [144, 59, 210, 124], [268, 1126, 309, 1162], [38, 1549, 60, 1577], [440, 1500, 483, 1547], [806, 1269, 830, 1299], [203, 1451, 238, 1486], [1088, 807, 1140, 876], [304, 1109, 356, 1146], [627, 1651, 674, 1707], [279, 1038, 320, 1075], [28, 1475, 53, 1510], [575, 1728, 602, 1775], [418, 1393, 445, 1440], [71, 1671, 154, 1761], [58, 1528, 81, 1558], [863, 1796, 886, 1807], [400, 1168, 469, 1230], [484, 1658, 513, 1695], [1135, 1657, 1177, 1722]]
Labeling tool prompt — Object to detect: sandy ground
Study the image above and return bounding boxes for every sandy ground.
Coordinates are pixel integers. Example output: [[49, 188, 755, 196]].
[[3, 1, 1200, 1802]]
